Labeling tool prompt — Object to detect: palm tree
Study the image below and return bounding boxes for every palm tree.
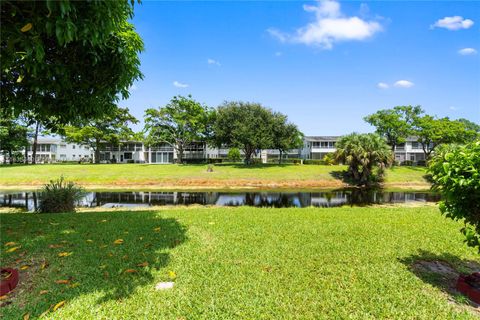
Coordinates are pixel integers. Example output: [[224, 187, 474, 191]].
[[335, 133, 392, 186]]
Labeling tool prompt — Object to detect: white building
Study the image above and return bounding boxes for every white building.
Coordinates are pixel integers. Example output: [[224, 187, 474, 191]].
[[25, 137, 92, 163]]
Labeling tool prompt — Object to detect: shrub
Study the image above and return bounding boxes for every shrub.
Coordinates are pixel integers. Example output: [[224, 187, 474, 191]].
[[304, 159, 324, 165], [322, 153, 336, 165], [428, 140, 480, 251], [416, 160, 427, 167], [207, 158, 223, 164], [227, 148, 242, 162], [38, 177, 86, 213], [401, 160, 414, 166]]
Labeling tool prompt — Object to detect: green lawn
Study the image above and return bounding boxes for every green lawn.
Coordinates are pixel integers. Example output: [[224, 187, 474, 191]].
[[0, 163, 429, 189], [1, 206, 478, 319]]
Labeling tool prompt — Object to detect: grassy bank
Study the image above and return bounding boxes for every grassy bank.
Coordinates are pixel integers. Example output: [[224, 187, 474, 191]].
[[1, 206, 478, 319], [0, 163, 429, 190]]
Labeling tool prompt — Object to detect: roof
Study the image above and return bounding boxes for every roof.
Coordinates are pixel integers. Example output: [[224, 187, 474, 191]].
[[304, 136, 340, 141]]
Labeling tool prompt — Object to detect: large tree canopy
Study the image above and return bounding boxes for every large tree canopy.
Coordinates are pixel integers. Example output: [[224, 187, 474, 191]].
[[212, 102, 276, 163], [0, 115, 29, 164], [1, 0, 144, 125], [364, 105, 423, 151], [144, 95, 214, 164], [63, 106, 138, 163], [272, 113, 304, 163], [413, 116, 476, 159]]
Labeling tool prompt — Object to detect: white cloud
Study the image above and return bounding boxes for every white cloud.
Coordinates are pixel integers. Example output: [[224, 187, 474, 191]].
[[377, 82, 389, 89], [207, 58, 221, 66], [268, 0, 382, 49], [458, 48, 477, 55], [431, 16, 474, 30], [274, 51, 283, 57], [394, 80, 414, 88], [173, 81, 189, 88]]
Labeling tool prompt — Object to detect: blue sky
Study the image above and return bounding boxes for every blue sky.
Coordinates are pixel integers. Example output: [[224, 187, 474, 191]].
[[123, 0, 480, 135]]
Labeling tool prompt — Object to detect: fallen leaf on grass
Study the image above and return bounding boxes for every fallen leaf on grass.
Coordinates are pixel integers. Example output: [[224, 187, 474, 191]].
[[55, 279, 70, 285], [113, 239, 124, 245], [154, 227, 161, 232], [23, 313, 30, 320], [168, 271, 177, 280], [124, 269, 137, 274], [41, 261, 49, 270], [58, 252, 72, 257], [20, 265, 30, 270], [6, 246, 20, 253], [39, 309, 50, 318], [20, 23, 33, 32], [137, 262, 149, 267], [4, 242, 16, 246], [100, 219, 107, 223], [49, 244, 63, 249], [0, 295, 8, 300], [39, 290, 49, 295], [49, 222, 59, 226], [69, 283, 80, 288], [53, 300, 65, 311], [86, 239, 93, 243], [155, 282, 174, 290]]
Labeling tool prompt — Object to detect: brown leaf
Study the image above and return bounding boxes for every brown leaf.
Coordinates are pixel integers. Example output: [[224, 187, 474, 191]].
[[124, 269, 137, 274], [53, 300, 65, 311], [39, 290, 49, 295], [49, 244, 63, 249], [41, 261, 49, 270], [23, 313, 30, 320], [55, 279, 70, 285], [137, 262, 149, 267], [0, 295, 8, 300], [20, 23, 33, 32], [4, 241, 16, 246]]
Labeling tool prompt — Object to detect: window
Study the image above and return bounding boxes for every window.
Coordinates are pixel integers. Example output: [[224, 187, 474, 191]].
[[60, 144, 66, 149], [72, 154, 76, 158], [72, 145, 76, 149], [124, 152, 133, 160], [410, 154, 415, 161], [411, 142, 420, 149]]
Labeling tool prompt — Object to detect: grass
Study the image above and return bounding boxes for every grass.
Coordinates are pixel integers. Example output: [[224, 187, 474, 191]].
[[1, 206, 479, 319], [0, 163, 429, 189]]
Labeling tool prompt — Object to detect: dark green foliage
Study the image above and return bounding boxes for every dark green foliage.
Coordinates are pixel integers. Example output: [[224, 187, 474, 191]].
[[144, 95, 214, 164], [63, 106, 138, 163], [364, 105, 423, 151], [38, 176, 85, 213], [303, 159, 325, 165], [1, 0, 143, 125], [335, 133, 393, 186], [0, 116, 29, 164], [429, 140, 480, 251], [227, 148, 242, 162]]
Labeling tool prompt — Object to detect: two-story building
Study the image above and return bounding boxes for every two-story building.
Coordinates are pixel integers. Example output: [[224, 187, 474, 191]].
[[25, 138, 92, 163]]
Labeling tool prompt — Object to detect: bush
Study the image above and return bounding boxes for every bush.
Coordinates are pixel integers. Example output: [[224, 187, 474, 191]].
[[267, 158, 302, 164], [304, 159, 325, 165], [207, 158, 224, 164], [428, 140, 480, 251], [227, 148, 242, 162], [322, 153, 336, 165], [416, 160, 427, 167], [401, 160, 414, 166], [38, 177, 86, 213]]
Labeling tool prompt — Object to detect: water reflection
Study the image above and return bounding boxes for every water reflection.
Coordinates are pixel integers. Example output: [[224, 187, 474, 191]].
[[0, 189, 440, 211]]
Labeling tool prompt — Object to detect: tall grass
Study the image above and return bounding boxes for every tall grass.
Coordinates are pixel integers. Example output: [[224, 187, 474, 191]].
[[38, 176, 85, 213]]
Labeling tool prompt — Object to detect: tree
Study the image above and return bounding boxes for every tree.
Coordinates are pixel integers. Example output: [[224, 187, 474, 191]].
[[429, 140, 480, 251], [413, 116, 473, 159], [1, 1, 143, 125], [227, 148, 242, 162], [63, 107, 138, 163], [144, 96, 214, 164], [212, 102, 275, 164], [0, 116, 29, 164], [458, 118, 480, 140], [364, 105, 423, 151], [335, 133, 392, 186], [272, 113, 304, 164]]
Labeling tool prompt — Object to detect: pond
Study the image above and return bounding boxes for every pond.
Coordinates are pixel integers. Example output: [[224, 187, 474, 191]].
[[0, 189, 440, 211]]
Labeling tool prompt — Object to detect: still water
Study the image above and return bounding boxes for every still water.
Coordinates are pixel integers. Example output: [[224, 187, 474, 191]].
[[0, 189, 440, 211]]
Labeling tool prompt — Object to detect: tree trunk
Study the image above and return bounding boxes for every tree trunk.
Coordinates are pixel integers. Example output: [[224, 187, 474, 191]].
[[3, 152, 6, 164], [243, 146, 253, 165], [8, 150, 13, 165], [177, 145, 184, 164], [32, 121, 40, 164], [279, 150, 283, 164], [94, 138, 100, 164]]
